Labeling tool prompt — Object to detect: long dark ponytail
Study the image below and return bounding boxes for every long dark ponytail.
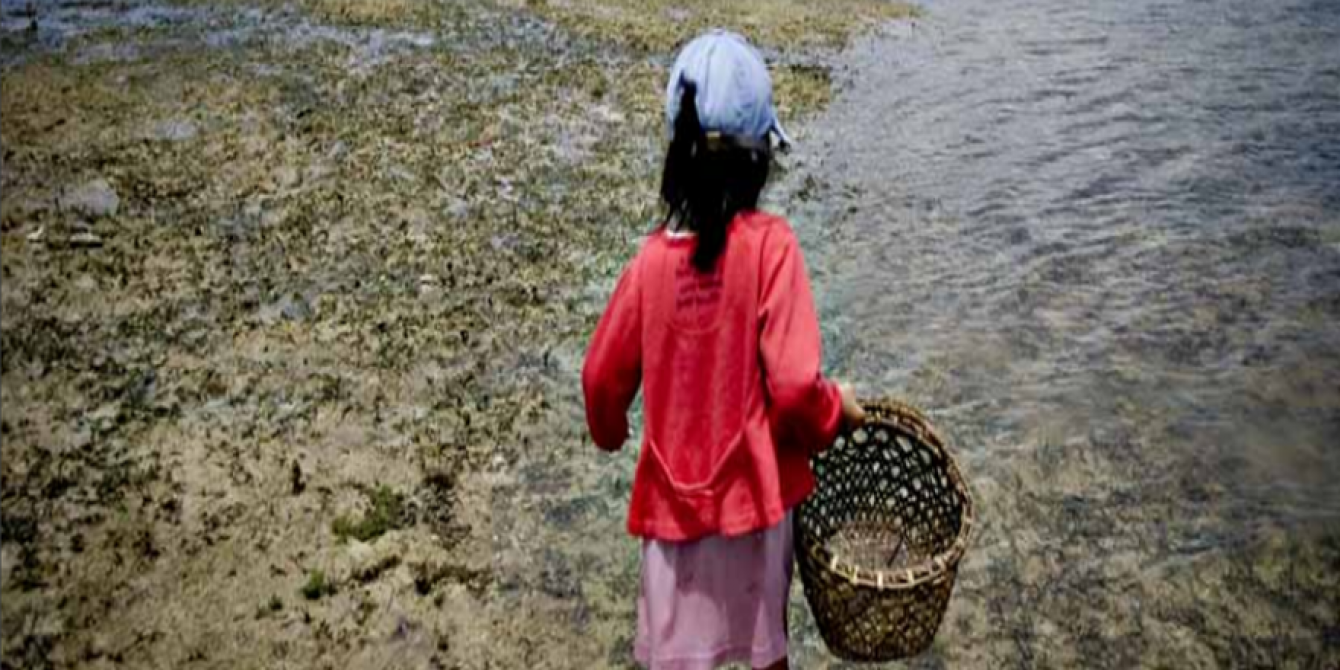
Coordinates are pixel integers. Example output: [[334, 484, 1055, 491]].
[[659, 82, 772, 272]]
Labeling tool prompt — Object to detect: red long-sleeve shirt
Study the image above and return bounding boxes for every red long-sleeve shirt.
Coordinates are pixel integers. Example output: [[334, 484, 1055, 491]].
[[582, 211, 842, 541]]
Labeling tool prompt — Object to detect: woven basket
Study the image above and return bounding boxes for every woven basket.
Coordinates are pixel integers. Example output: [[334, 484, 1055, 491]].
[[795, 399, 974, 662]]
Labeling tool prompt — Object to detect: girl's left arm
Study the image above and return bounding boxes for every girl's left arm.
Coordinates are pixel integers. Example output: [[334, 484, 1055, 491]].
[[581, 257, 643, 451]]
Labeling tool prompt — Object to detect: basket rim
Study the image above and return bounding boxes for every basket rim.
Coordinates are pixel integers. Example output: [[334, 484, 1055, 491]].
[[798, 398, 975, 591]]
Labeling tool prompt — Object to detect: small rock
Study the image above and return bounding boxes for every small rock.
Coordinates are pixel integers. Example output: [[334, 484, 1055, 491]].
[[490, 234, 519, 251], [279, 294, 312, 321], [259, 294, 312, 324], [61, 179, 119, 218], [150, 118, 198, 142], [347, 539, 376, 567], [388, 165, 417, 183], [590, 104, 625, 124], [68, 232, 104, 248], [274, 166, 300, 189], [445, 199, 469, 220], [88, 402, 121, 426]]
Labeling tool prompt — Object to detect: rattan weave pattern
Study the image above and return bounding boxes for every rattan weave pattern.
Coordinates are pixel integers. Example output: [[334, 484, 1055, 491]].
[[795, 399, 974, 661]]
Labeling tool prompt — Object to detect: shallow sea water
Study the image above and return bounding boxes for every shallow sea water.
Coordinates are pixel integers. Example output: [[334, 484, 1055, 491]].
[[768, 0, 1340, 666]]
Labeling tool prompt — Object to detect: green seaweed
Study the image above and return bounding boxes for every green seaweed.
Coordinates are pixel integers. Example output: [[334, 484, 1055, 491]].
[[300, 570, 335, 601], [332, 485, 408, 543]]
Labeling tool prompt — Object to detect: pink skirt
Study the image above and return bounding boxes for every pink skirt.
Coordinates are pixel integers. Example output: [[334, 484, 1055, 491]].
[[634, 511, 794, 670]]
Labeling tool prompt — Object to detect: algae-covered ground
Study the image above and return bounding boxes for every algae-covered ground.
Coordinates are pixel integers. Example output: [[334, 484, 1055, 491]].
[[1, 1, 914, 668]]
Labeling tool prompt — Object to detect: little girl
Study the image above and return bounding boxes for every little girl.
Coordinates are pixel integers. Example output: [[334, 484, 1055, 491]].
[[582, 29, 864, 670]]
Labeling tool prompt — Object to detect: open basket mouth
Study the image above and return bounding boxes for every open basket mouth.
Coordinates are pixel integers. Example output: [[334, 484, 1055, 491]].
[[795, 399, 976, 661]]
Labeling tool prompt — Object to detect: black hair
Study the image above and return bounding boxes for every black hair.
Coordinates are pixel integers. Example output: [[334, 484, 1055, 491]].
[[659, 81, 772, 273]]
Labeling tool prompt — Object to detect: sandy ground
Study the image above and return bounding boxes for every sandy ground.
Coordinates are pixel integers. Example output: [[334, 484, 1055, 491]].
[[1, 1, 916, 668]]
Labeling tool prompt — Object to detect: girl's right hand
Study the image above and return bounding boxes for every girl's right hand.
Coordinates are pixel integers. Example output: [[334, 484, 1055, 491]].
[[837, 382, 866, 429]]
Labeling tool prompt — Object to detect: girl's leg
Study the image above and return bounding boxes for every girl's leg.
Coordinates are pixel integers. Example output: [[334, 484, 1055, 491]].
[[755, 514, 793, 670], [753, 605, 789, 669]]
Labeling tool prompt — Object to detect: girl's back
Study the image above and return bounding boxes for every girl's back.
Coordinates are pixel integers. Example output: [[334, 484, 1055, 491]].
[[585, 210, 840, 540]]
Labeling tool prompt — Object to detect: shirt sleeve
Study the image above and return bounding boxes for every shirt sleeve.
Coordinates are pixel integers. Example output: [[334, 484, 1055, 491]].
[[582, 256, 643, 451], [758, 225, 842, 454]]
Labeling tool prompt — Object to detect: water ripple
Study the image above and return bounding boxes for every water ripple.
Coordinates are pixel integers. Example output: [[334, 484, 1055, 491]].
[[783, 0, 1340, 533]]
